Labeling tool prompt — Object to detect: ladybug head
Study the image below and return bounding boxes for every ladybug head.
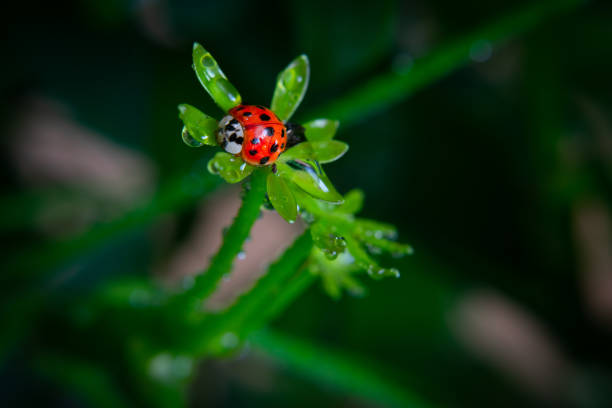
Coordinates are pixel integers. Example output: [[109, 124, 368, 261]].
[[285, 122, 306, 148], [217, 114, 245, 154]]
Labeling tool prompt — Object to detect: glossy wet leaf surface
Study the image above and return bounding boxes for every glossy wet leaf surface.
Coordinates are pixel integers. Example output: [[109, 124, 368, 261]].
[[337, 189, 364, 215], [303, 119, 339, 142], [271, 55, 310, 122], [267, 173, 297, 223], [277, 159, 343, 204], [281, 140, 348, 164], [178, 104, 218, 147], [192, 43, 242, 112], [310, 141, 348, 163], [207, 152, 254, 183]]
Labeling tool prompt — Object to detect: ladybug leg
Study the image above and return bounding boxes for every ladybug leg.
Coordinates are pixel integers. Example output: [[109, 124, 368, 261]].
[[271, 163, 277, 174]]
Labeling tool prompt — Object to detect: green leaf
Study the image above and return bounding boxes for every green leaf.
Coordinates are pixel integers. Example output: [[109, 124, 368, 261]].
[[310, 141, 348, 163], [354, 219, 398, 239], [192, 43, 242, 112], [178, 104, 218, 147], [277, 159, 343, 204], [303, 119, 339, 142], [271, 55, 310, 122], [250, 330, 435, 408], [207, 152, 254, 183], [267, 173, 298, 223], [310, 250, 365, 299], [338, 189, 364, 215], [279, 142, 315, 162], [344, 236, 400, 279], [310, 222, 347, 260], [280, 140, 347, 164]]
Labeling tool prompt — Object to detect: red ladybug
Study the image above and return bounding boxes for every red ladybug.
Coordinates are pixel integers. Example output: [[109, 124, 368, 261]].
[[216, 105, 287, 166]]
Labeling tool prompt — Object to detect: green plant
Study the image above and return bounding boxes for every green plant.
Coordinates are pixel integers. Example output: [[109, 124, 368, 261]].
[[178, 43, 411, 302], [2, 1, 586, 406]]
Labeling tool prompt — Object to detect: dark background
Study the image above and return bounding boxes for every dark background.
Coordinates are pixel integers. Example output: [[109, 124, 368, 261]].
[[2, 0, 612, 407]]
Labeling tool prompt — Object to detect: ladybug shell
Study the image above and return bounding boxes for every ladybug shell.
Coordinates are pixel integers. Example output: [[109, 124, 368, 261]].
[[228, 105, 287, 166]]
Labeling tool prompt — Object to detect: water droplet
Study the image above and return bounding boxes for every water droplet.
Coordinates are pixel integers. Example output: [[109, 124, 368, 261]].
[[324, 251, 338, 260], [374, 230, 384, 239], [237, 251, 246, 260], [202, 55, 216, 67], [182, 126, 204, 147], [469, 40, 493, 63], [281, 69, 298, 90], [366, 243, 382, 255], [149, 353, 193, 382], [220, 332, 239, 349]]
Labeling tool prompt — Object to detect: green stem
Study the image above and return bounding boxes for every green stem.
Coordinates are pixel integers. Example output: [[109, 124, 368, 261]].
[[250, 330, 437, 408], [247, 265, 316, 331], [302, 0, 583, 128], [190, 231, 313, 354], [181, 168, 269, 316]]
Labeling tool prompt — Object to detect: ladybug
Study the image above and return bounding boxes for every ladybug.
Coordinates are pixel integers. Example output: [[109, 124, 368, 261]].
[[217, 105, 304, 166]]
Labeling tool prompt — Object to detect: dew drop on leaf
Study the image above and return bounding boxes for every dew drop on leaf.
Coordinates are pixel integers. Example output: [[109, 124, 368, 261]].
[[213, 78, 241, 105], [201, 54, 216, 68], [220, 332, 239, 349], [281, 69, 298, 90], [182, 126, 204, 147]]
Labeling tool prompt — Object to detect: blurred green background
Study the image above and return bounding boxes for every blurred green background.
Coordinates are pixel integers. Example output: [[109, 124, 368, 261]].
[[3, 0, 612, 407]]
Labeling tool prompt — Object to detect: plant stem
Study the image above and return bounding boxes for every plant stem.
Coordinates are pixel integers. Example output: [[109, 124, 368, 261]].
[[202, 231, 313, 347], [302, 0, 583, 128], [250, 330, 437, 408], [181, 168, 269, 317]]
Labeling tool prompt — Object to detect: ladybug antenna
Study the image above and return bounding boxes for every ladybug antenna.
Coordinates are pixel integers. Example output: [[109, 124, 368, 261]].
[[286, 122, 306, 148]]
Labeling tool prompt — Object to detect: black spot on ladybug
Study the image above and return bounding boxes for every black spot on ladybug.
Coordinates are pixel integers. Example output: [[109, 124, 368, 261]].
[[256, 105, 267, 110], [260, 156, 270, 165], [251, 138, 260, 145], [260, 114, 271, 121], [236, 137, 244, 145], [243, 112, 252, 117], [230, 119, 239, 126], [225, 124, 235, 132], [281, 129, 285, 138], [249, 149, 258, 156], [229, 133, 237, 142], [270, 143, 279, 153], [264, 127, 274, 136]]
